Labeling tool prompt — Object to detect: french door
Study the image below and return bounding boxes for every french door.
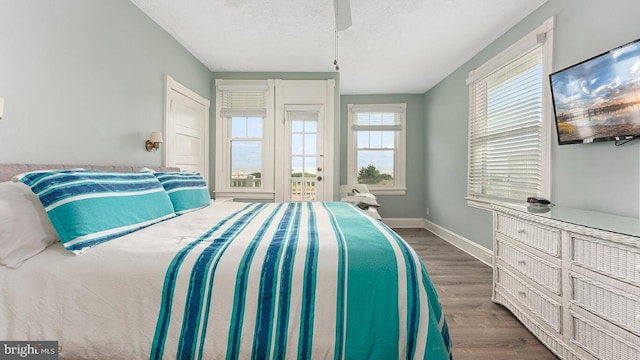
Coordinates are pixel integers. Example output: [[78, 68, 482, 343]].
[[283, 105, 324, 202]]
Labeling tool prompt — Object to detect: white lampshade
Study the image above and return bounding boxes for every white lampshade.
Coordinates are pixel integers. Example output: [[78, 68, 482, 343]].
[[0, 97, 4, 120], [149, 131, 163, 143]]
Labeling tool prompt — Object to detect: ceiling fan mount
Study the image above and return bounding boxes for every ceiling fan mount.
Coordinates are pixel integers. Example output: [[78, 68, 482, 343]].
[[334, 0, 352, 31]]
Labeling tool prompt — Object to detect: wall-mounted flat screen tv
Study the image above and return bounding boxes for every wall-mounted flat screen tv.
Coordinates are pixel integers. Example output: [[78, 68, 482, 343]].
[[550, 39, 640, 145]]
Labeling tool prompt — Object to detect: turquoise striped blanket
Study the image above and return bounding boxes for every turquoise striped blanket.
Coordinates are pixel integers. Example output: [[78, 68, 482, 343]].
[[150, 202, 451, 359]]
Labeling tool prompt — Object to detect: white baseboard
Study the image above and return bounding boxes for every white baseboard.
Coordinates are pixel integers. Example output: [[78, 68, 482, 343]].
[[384, 217, 493, 267], [422, 219, 493, 267], [382, 218, 425, 228]]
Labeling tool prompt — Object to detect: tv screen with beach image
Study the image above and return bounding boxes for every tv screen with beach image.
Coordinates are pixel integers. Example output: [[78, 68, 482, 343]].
[[550, 39, 640, 144]]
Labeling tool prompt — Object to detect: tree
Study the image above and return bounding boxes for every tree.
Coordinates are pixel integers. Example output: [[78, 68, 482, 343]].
[[291, 172, 315, 178], [358, 164, 381, 184]]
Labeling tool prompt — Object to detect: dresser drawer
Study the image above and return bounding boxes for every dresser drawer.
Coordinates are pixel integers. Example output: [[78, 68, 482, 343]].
[[495, 213, 561, 257], [570, 272, 640, 337], [496, 238, 561, 294], [495, 265, 562, 332], [571, 233, 640, 285], [570, 310, 640, 360]]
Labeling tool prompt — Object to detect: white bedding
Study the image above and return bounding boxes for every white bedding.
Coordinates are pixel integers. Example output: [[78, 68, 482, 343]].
[[0, 202, 249, 358], [1, 201, 451, 359]]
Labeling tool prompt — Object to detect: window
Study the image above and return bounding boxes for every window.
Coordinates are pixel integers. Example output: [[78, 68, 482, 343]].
[[466, 18, 554, 209], [215, 80, 274, 199], [347, 103, 406, 195], [230, 116, 262, 188]]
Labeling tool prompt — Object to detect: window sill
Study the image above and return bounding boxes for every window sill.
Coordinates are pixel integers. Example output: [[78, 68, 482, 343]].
[[369, 188, 407, 196], [466, 197, 521, 211], [214, 191, 274, 201]]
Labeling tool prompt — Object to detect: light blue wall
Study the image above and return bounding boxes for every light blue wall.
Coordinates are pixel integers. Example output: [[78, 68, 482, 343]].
[[4, 0, 637, 244], [211, 72, 340, 196], [340, 94, 425, 218], [424, 0, 640, 250], [0, 0, 211, 167]]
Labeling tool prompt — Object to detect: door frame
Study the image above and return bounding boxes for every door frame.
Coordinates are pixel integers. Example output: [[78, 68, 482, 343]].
[[164, 75, 210, 183], [274, 80, 335, 202], [282, 104, 325, 202]]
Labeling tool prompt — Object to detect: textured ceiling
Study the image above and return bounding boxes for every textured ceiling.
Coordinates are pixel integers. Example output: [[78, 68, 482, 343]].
[[131, 0, 547, 94]]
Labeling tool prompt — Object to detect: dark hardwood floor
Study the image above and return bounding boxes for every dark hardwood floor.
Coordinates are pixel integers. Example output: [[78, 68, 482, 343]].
[[395, 228, 558, 360]]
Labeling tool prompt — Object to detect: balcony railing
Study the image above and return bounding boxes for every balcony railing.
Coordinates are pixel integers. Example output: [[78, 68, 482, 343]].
[[229, 176, 317, 201], [290, 177, 316, 201], [231, 175, 262, 188]]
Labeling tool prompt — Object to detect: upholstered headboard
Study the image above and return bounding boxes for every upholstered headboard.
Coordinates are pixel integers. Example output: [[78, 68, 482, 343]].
[[0, 164, 180, 182]]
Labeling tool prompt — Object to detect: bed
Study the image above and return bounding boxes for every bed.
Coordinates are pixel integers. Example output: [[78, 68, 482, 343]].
[[0, 164, 452, 359]]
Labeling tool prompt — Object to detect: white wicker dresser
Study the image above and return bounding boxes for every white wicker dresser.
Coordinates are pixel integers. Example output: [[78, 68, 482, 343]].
[[492, 204, 640, 360]]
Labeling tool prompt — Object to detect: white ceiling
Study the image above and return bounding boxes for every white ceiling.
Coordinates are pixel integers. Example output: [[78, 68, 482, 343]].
[[131, 0, 547, 95]]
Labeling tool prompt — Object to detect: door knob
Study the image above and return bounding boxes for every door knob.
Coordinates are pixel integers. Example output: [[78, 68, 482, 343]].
[[317, 176, 323, 181]]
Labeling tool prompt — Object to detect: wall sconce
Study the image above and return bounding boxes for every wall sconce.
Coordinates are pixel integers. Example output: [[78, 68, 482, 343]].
[[145, 131, 163, 151], [0, 97, 5, 120]]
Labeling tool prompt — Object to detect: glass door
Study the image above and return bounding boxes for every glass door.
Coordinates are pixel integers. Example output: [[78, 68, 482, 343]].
[[285, 108, 324, 202]]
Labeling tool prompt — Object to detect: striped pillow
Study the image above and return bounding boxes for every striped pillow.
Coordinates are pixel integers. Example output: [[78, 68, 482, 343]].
[[153, 172, 210, 215], [14, 170, 176, 253]]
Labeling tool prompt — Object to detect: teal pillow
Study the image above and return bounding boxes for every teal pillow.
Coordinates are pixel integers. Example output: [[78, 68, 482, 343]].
[[153, 172, 210, 215], [15, 170, 176, 253]]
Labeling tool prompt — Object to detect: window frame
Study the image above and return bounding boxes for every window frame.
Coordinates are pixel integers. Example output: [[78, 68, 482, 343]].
[[466, 17, 555, 210], [214, 79, 275, 200], [346, 103, 407, 196]]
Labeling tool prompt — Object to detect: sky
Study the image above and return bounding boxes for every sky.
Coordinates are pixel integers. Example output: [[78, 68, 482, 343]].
[[551, 40, 640, 113]]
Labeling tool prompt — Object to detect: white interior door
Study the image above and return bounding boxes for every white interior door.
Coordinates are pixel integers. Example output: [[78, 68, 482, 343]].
[[273, 79, 336, 202], [284, 105, 324, 202], [165, 76, 210, 183]]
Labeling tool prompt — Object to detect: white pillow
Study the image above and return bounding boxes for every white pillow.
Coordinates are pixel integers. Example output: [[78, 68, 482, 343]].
[[0, 181, 58, 268]]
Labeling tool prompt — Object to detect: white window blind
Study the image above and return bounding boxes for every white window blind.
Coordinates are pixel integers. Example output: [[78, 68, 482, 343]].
[[220, 91, 267, 118], [468, 44, 544, 203], [351, 106, 403, 131]]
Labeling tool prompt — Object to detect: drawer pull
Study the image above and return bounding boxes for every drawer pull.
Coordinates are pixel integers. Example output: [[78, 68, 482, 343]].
[[517, 229, 526, 235], [517, 259, 527, 265], [517, 290, 526, 297]]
